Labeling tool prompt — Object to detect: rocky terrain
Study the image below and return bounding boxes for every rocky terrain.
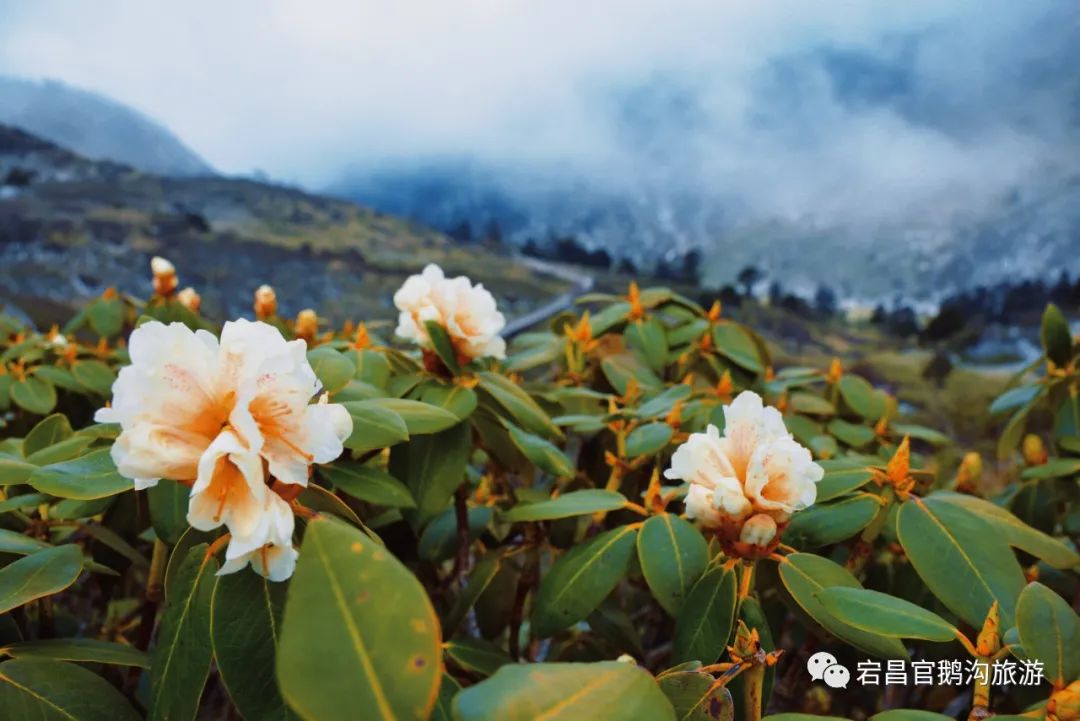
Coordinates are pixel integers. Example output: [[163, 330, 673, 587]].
[[0, 124, 570, 328]]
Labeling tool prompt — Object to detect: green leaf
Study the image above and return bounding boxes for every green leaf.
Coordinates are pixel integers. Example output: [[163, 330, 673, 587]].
[[625, 318, 669, 374], [342, 401, 409, 453], [814, 467, 873, 503], [307, 346, 357, 395], [1015, 582, 1079, 687], [658, 671, 734, 721], [712, 322, 763, 373], [212, 570, 297, 721], [764, 716, 847, 721], [989, 385, 1041, 416], [532, 525, 639, 637], [0, 545, 83, 615], [477, 371, 563, 440], [625, 423, 674, 457], [390, 423, 471, 527], [784, 494, 880, 549], [11, 377, 56, 415], [816, 588, 957, 641], [0, 638, 148, 668], [366, 398, 460, 435], [0, 658, 141, 721], [501, 489, 626, 522], [432, 673, 461, 721], [672, 566, 737, 664], [837, 375, 886, 421], [418, 507, 493, 562], [320, 462, 417, 508], [0, 455, 36, 486], [932, 492, 1080, 569], [789, 393, 835, 417], [1041, 303, 1073, 366], [32, 365, 84, 393], [25, 436, 94, 467], [870, 712, 956, 721], [637, 513, 709, 616], [827, 419, 876, 448], [897, 498, 1026, 628], [87, 296, 124, 338], [71, 361, 116, 396], [0, 529, 51, 556], [889, 423, 950, 446], [349, 349, 391, 387], [149, 544, 217, 721], [1021, 458, 1080, 479], [778, 553, 907, 659], [148, 479, 190, 545], [22, 414, 73, 457], [0, 493, 48, 514], [444, 637, 512, 677], [277, 517, 441, 721], [28, 448, 133, 500], [453, 661, 676, 721], [419, 383, 477, 421], [601, 353, 664, 395], [424, 320, 461, 374], [444, 552, 501, 636], [506, 426, 574, 478]]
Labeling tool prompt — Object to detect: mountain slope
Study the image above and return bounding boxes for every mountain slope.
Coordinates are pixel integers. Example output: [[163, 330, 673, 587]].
[[0, 125, 569, 327], [0, 76, 213, 176]]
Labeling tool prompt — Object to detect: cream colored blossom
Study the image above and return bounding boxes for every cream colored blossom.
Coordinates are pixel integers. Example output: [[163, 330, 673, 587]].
[[217, 491, 298, 582], [177, 287, 201, 312], [151, 256, 178, 296], [96, 319, 352, 567], [665, 391, 823, 536], [254, 284, 278, 319], [739, 513, 778, 546], [393, 264, 506, 361]]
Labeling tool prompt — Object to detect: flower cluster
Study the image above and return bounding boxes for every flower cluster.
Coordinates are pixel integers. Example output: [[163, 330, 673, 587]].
[[96, 319, 352, 580], [393, 263, 506, 362], [664, 390, 823, 558]]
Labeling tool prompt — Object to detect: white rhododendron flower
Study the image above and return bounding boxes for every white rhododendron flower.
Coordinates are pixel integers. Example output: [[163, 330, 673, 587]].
[[96, 318, 352, 580], [665, 390, 823, 554], [393, 263, 506, 361], [217, 492, 299, 582]]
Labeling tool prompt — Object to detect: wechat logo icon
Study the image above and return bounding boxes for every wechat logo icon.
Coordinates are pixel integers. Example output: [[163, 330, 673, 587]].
[[808, 652, 850, 689]]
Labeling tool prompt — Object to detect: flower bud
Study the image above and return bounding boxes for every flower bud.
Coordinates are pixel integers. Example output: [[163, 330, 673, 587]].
[[739, 513, 778, 547], [177, 287, 201, 312], [1022, 434, 1048, 466], [151, 256, 178, 297], [295, 309, 318, 342], [254, 285, 278, 319], [956, 451, 982, 491], [1048, 679, 1080, 721]]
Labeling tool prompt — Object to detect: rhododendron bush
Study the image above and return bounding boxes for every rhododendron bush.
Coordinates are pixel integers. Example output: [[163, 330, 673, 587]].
[[0, 260, 1077, 721]]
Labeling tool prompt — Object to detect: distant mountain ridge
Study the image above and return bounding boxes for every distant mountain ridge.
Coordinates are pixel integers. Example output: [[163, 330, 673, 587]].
[[0, 76, 213, 177]]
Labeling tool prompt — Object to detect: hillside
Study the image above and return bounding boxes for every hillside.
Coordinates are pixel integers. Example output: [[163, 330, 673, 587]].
[[0, 124, 570, 327], [0, 76, 213, 176]]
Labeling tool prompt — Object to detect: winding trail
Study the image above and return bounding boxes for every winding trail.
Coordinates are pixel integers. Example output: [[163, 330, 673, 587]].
[[501, 256, 595, 339]]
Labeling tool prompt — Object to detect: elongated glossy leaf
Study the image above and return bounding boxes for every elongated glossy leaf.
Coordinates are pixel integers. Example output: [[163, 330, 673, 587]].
[[601, 353, 663, 394], [368, 398, 461, 435], [149, 544, 218, 721], [783, 494, 880, 549], [307, 346, 356, 395], [712, 322, 763, 373], [277, 517, 441, 721], [626, 422, 674, 457], [419, 383, 477, 421], [672, 566, 737, 664], [896, 498, 1025, 627], [532, 525, 639, 637], [1041, 303, 1073, 366], [424, 320, 461, 374], [816, 588, 957, 641], [0, 658, 141, 721], [1022, 458, 1080, 480], [507, 426, 574, 478], [837, 375, 885, 421], [1015, 582, 1079, 688], [0, 638, 148, 668], [638, 513, 709, 616], [501, 489, 626, 522], [148, 479, 190, 545], [444, 637, 512, 677], [658, 671, 734, 721], [11, 377, 56, 415], [390, 423, 470, 527], [26, 436, 94, 466], [212, 570, 297, 721], [453, 661, 676, 721], [71, 360, 115, 396], [814, 467, 873, 503], [626, 318, 669, 373], [0, 455, 36, 486], [321, 462, 416, 508], [444, 552, 501, 635], [0, 493, 48, 514], [932, 492, 1079, 569], [418, 506, 493, 562], [0, 528, 51, 556], [477, 371, 563, 440], [22, 414, 73, 457], [432, 673, 461, 721], [778, 553, 907, 659], [28, 449, 133, 500], [341, 401, 409, 453], [0, 545, 83, 615]]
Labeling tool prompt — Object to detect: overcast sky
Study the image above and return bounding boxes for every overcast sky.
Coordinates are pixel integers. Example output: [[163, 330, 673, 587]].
[[0, 1, 1076, 229]]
